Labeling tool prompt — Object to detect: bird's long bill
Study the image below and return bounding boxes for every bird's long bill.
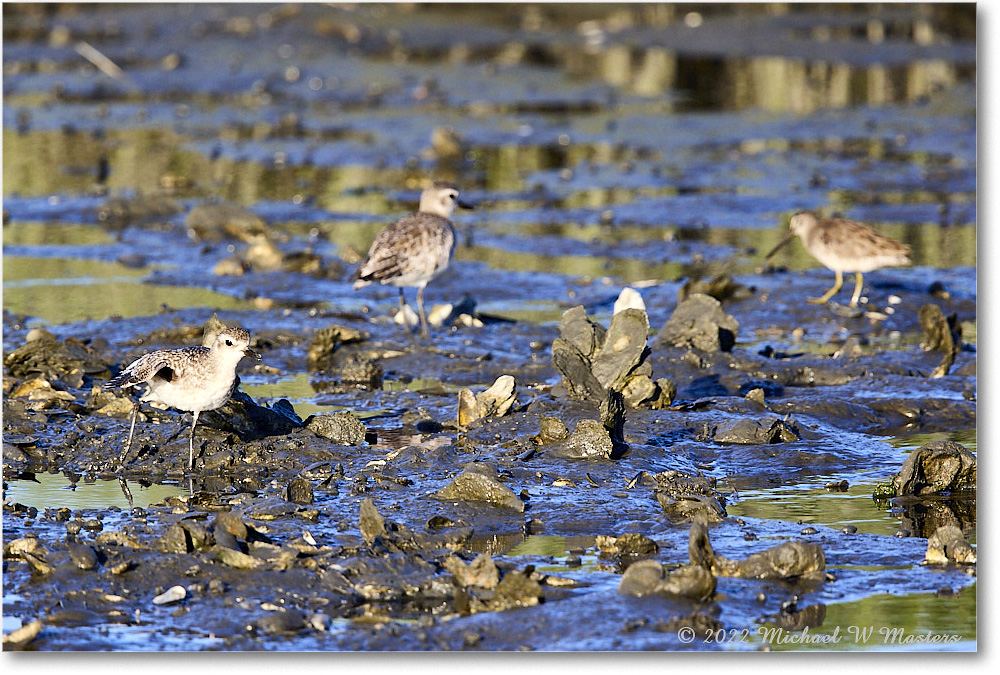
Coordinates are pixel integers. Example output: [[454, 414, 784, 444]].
[[245, 348, 261, 362], [764, 232, 795, 262], [457, 199, 475, 210]]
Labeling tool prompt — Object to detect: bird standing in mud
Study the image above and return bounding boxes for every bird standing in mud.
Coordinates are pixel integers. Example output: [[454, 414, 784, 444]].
[[352, 182, 473, 337], [765, 211, 911, 307], [106, 326, 259, 471]]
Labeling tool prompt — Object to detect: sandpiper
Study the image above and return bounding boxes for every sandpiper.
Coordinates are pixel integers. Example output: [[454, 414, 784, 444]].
[[106, 326, 259, 470], [765, 211, 911, 307], [352, 182, 472, 337]]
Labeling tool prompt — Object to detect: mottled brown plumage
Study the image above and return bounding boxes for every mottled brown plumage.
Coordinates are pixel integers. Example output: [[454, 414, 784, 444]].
[[106, 326, 259, 470], [766, 211, 911, 307], [352, 182, 471, 336]]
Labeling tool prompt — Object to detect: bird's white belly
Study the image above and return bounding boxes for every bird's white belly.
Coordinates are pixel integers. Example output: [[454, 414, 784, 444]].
[[144, 377, 233, 413]]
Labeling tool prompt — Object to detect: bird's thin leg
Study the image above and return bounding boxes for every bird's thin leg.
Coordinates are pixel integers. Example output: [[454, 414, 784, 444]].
[[850, 272, 864, 307], [398, 287, 408, 320], [118, 400, 141, 468], [416, 285, 430, 338], [808, 269, 843, 304], [188, 410, 200, 472]]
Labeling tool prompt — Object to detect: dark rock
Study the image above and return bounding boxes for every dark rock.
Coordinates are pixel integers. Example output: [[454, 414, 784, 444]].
[[710, 417, 799, 444], [656, 492, 727, 523], [286, 478, 314, 505], [205, 390, 301, 440], [306, 411, 366, 446], [67, 543, 98, 570], [919, 304, 962, 377], [653, 471, 727, 523], [596, 532, 659, 556], [657, 293, 739, 352], [554, 419, 613, 460], [488, 568, 543, 610], [306, 325, 368, 371], [433, 463, 524, 512], [690, 519, 825, 580], [97, 195, 182, 228], [156, 524, 191, 554], [531, 417, 570, 445], [359, 498, 387, 544], [338, 353, 383, 389], [878, 441, 976, 497], [551, 338, 605, 401], [185, 203, 267, 242], [255, 609, 307, 634], [5, 335, 111, 385], [678, 274, 752, 303]]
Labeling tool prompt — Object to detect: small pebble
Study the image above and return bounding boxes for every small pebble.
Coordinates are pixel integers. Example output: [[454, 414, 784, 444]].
[[840, 525, 858, 534], [800, 526, 818, 535]]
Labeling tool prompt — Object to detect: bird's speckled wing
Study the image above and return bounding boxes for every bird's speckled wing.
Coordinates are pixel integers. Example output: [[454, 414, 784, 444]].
[[352, 213, 455, 285], [815, 218, 911, 265], [106, 346, 205, 388]]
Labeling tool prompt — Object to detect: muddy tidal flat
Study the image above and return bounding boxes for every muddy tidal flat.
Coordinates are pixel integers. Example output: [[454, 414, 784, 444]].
[[2, 3, 976, 652]]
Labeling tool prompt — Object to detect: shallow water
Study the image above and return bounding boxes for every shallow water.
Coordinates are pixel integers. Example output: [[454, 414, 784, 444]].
[[2, 2, 976, 652]]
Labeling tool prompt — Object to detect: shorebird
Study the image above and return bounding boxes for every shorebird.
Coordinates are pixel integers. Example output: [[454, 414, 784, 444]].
[[352, 182, 472, 337], [106, 326, 259, 470], [765, 211, 911, 307]]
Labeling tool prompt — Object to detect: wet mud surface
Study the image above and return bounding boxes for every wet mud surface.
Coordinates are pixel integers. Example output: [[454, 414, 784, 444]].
[[3, 3, 976, 651]]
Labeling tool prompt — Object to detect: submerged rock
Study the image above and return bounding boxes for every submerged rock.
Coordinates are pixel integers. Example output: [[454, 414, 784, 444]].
[[876, 441, 976, 497], [458, 375, 517, 427], [653, 471, 727, 523], [433, 463, 524, 512], [97, 194, 182, 228], [618, 559, 716, 602], [690, 521, 825, 580], [618, 522, 717, 601], [706, 417, 799, 444], [657, 293, 739, 352], [678, 274, 752, 303], [185, 203, 267, 242], [596, 532, 659, 556]]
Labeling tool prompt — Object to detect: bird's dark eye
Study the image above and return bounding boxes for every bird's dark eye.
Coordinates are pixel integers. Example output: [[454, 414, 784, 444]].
[[225, 339, 233, 347]]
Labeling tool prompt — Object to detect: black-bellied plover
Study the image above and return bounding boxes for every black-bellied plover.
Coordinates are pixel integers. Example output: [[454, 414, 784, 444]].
[[352, 182, 472, 337], [765, 211, 911, 307], [106, 326, 260, 470]]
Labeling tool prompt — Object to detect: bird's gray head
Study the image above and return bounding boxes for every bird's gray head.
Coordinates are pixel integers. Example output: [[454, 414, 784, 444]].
[[419, 182, 466, 219], [789, 211, 819, 236], [212, 326, 259, 362]]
